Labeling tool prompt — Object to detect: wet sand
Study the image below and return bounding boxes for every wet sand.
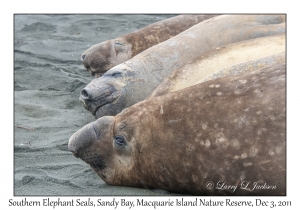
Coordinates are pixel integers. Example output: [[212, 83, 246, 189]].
[[14, 14, 179, 196]]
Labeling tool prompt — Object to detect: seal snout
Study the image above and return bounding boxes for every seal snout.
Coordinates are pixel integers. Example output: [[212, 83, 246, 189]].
[[81, 88, 91, 100], [68, 141, 80, 158], [68, 116, 115, 158], [80, 83, 120, 115], [68, 134, 82, 158], [68, 122, 98, 158], [80, 85, 116, 101]]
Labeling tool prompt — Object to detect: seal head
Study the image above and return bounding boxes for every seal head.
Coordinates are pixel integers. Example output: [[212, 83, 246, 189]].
[[80, 61, 161, 118], [68, 116, 118, 183], [68, 115, 141, 185], [81, 39, 132, 77]]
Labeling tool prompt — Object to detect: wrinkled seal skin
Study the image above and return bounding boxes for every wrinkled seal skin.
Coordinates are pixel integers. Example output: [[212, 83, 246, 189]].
[[69, 63, 286, 195], [81, 15, 218, 77], [150, 33, 286, 97], [80, 15, 286, 118]]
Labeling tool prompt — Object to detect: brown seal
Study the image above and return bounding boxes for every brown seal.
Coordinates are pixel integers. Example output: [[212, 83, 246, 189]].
[[69, 63, 286, 195], [81, 15, 218, 77], [150, 33, 285, 97], [79, 15, 286, 119]]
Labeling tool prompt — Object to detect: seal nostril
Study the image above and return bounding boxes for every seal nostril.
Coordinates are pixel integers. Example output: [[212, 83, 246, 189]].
[[81, 54, 86, 62], [81, 89, 89, 99]]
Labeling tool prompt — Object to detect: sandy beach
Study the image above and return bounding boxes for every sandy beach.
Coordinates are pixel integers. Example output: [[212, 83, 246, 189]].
[[14, 14, 180, 196]]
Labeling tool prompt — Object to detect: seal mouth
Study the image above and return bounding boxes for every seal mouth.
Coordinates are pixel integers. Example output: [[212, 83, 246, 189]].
[[83, 65, 103, 78], [80, 84, 120, 116], [83, 154, 106, 171], [80, 153, 108, 180], [82, 53, 110, 78], [70, 149, 106, 172]]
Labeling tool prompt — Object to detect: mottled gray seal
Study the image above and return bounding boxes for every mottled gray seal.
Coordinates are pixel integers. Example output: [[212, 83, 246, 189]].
[[81, 15, 217, 77], [80, 15, 285, 118], [69, 63, 286, 195], [150, 33, 286, 97]]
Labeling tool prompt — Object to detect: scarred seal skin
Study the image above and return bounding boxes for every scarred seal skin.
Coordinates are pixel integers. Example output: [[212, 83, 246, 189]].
[[69, 63, 286, 195], [80, 15, 286, 118], [149, 33, 286, 97], [81, 15, 218, 77]]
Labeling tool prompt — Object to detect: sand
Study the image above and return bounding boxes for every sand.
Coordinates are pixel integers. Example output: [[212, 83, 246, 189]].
[[14, 14, 179, 196]]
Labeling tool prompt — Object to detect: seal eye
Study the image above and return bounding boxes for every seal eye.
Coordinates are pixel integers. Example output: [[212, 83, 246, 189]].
[[115, 42, 124, 46], [114, 42, 125, 52], [111, 72, 121, 77], [114, 135, 126, 147]]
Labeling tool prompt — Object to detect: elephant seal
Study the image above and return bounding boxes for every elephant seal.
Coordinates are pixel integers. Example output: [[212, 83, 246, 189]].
[[69, 63, 286, 195], [80, 15, 286, 118], [150, 33, 286, 97], [81, 15, 218, 77]]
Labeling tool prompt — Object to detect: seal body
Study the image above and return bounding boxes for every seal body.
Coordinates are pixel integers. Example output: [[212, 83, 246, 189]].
[[80, 15, 286, 118], [81, 15, 217, 77], [150, 33, 286, 97], [69, 63, 286, 195]]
